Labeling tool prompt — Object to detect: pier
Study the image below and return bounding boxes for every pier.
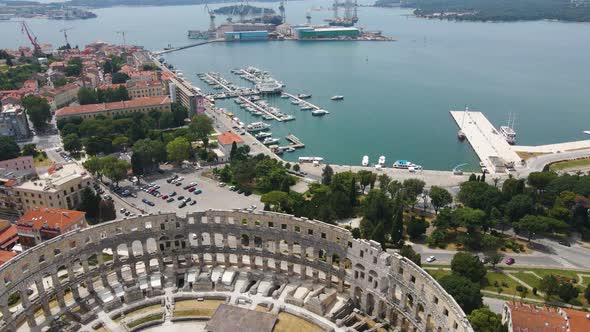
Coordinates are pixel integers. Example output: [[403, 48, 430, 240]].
[[450, 110, 521, 173], [153, 39, 221, 55], [282, 93, 322, 111], [238, 96, 284, 122], [275, 134, 306, 153]]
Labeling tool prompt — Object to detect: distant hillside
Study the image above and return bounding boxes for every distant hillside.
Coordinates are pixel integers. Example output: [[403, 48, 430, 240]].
[[213, 5, 275, 15], [62, 0, 280, 8], [375, 0, 590, 22]]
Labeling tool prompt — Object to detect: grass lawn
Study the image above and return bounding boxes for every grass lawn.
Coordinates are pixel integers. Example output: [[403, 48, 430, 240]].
[[549, 158, 590, 171], [126, 313, 162, 328], [501, 267, 580, 281], [427, 269, 451, 280], [511, 273, 542, 289], [34, 153, 52, 167], [581, 276, 590, 286], [482, 272, 522, 297]]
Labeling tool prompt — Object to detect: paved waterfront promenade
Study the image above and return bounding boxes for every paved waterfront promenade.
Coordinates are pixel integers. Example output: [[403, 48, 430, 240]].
[[514, 140, 590, 153], [450, 110, 521, 172]]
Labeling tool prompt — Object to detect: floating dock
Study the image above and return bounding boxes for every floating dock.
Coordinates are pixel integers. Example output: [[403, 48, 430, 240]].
[[283, 93, 322, 111], [450, 110, 521, 173], [275, 134, 306, 153], [238, 97, 285, 122]]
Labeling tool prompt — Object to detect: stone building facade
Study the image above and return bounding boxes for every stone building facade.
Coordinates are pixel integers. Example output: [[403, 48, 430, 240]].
[[0, 210, 473, 332]]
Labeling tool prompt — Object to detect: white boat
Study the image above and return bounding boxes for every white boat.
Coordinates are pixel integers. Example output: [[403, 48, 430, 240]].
[[263, 137, 280, 145], [291, 99, 300, 105], [299, 156, 324, 163], [298, 94, 312, 99], [378, 155, 386, 165], [311, 109, 329, 116], [331, 95, 344, 100], [246, 122, 271, 132], [500, 114, 517, 145], [280, 94, 290, 99], [584, 131, 590, 135], [255, 78, 283, 94], [255, 132, 272, 139], [300, 105, 313, 111], [286, 147, 296, 152], [362, 155, 369, 166], [393, 160, 419, 169]]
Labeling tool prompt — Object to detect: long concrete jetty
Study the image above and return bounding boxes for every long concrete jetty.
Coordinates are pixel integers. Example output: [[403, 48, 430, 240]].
[[450, 110, 521, 173], [283, 93, 322, 111]]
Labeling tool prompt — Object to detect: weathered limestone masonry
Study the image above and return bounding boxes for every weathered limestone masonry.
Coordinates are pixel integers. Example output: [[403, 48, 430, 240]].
[[0, 210, 473, 332]]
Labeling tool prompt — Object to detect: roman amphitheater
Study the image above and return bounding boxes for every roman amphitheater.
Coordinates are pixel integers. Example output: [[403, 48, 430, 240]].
[[0, 210, 474, 332]]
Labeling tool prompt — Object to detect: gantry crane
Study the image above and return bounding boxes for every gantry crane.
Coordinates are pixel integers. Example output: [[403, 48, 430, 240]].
[[204, 5, 216, 32], [116, 30, 127, 48]]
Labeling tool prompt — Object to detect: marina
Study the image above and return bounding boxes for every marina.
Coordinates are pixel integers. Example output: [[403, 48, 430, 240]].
[[282, 92, 324, 111]]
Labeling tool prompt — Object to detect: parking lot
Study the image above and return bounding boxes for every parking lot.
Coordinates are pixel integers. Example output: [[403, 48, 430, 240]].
[[108, 167, 261, 217]]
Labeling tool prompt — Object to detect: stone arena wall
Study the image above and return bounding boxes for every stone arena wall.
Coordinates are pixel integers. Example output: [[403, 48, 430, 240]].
[[0, 210, 473, 332]]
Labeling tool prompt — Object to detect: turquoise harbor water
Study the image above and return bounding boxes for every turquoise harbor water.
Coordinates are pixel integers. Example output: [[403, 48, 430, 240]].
[[1, 1, 590, 169]]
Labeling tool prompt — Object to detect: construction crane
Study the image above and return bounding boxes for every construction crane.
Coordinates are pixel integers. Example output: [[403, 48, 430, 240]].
[[59, 27, 73, 46], [306, 9, 312, 25], [204, 5, 216, 32], [20, 21, 41, 53], [116, 30, 127, 48]]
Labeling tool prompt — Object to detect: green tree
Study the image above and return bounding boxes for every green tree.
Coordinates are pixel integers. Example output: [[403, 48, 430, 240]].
[[101, 157, 130, 186], [102, 60, 113, 74], [77, 87, 98, 105], [378, 173, 391, 192], [261, 191, 290, 212], [527, 171, 558, 193], [399, 245, 421, 266], [21, 143, 38, 157], [83, 156, 103, 180], [111, 136, 129, 151], [584, 283, 590, 303], [112, 72, 130, 84], [451, 252, 487, 283], [514, 215, 569, 242], [439, 274, 483, 314], [403, 178, 426, 210], [505, 194, 534, 222], [407, 216, 428, 240], [391, 193, 405, 245], [166, 136, 191, 164], [539, 275, 559, 297], [358, 170, 374, 192], [63, 133, 82, 153], [486, 253, 504, 269], [171, 102, 188, 126], [293, 164, 300, 172], [132, 138, 166, 174], [322, 164, 334, 185], [21, 95, 51, 129], [467, 307, 507, 332], [458, 180, 502, 212], [429, 186, 452, 214], [558, 282, 579, 303], [189, 114, 214, 141], [79, 188, 101, 222], [360, 189, 393, 241], [0, 136, 20, 161]]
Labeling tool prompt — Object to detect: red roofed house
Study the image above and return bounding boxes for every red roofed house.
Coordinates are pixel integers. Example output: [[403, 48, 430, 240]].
[[0, 220, 18, 251], [217, 131, 245, 154], [503, 301, 590, 332], [16, 207, 87, 248], [55, 96, 171, 120], [0, 250, 16, 266]]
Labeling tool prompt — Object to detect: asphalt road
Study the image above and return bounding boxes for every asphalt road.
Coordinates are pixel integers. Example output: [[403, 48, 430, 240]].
[[518, 148, 590, 176]]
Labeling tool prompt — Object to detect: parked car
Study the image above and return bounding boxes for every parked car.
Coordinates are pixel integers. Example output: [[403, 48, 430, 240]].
[[426, 256, 436, 263], [558, 240, 571, 247], [189, 200, 196, 206], [219, 182, 226, 187], [167, 197, 175, 203], [184, 197, 191, 203], [188, 187, 196, 192], [170, 192, 177, 197], [244, 190, 252, 196], [177, 196, 185, 201], [237, 188, 244, 194], [193, 189, 202, 195], [505, 257, 515, 265], [178, 202, 186, 208], [176, 182, 182, 187], [161, 195, 169, 199]]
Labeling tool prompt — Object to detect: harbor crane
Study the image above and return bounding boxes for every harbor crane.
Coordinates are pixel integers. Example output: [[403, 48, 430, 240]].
[[116, 30, 127, 48], [20, 21, 41, 53], [306, 9, 312, 25], [204, 4, 216, 32], [59, 27, 73, 46]]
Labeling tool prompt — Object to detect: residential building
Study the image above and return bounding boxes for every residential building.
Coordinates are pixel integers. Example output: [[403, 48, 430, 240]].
[[502, 301, 590, 332], [16, 207, 86, 248], [126, 80, 166, 99], [128, 70, 160, 83], [41, 83, 80, 109], [0, 168, 35, 214], [167, 76, 198, 115], [14, 163, 92, 212], [217, 131, 245, 155], [55, 96, 171, 120], [0, 220, 18, 251], [0, 156, 35, 174], [0, 104, 31, 139]]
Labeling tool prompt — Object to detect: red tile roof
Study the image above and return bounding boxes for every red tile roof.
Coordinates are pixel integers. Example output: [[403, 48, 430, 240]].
[[56, 96, 170, 117], [0, 224, 18, 248], [17, 207, 86, 231], [563, 309, 590, 332], [217, 131, 244, 145], [0, 251, 16, 266], [508, 302, 567, 332], [98, 83, 124, 90]]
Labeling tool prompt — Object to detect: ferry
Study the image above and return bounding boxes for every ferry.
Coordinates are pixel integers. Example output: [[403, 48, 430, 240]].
[[246, 122, 271, 132], [263, 137, 280, 145], [378, 155, 386, 165], [362, 156, 369, 166], [331, 95, 344, 101], [393, 160, 414, 169], [298, 94, 312, 99], [311, 109, 329, 116], [255, 78, 283, 94], [255, 132, 272, 139]]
